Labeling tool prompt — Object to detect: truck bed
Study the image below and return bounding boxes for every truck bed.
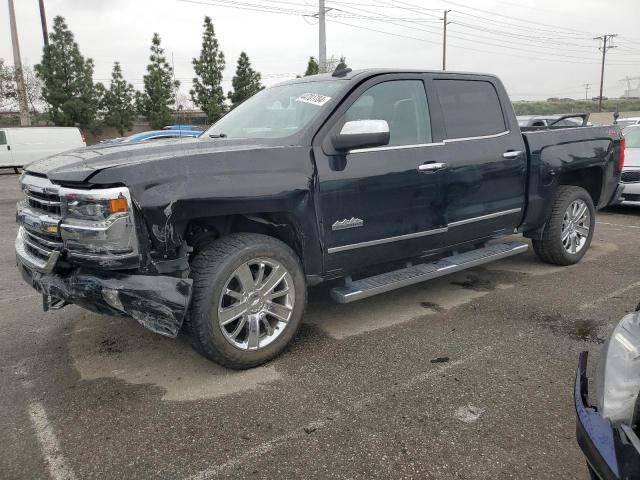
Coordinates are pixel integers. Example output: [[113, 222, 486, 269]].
[[520, 125, 623, 233]]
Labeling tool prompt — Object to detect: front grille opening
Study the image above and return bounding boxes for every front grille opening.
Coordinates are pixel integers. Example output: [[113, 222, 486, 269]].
[[621, 171, 640, 183], [25, 243, 50, 262], [27, 198, 61, 215], [23, 229, 63, 252], [26, 190, 59, 202]]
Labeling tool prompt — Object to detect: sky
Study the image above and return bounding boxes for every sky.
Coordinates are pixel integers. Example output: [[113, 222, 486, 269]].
[[1, 0, 639, 103]]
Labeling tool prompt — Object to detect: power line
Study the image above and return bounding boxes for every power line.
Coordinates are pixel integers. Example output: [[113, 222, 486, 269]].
[[177, 0, 639, 72], [326, 0, 599, 63], [439, 0, 597, 37], [325, 0, 638, 65]]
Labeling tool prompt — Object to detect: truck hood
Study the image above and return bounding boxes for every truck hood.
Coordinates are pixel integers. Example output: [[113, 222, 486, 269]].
[[24, 137, 283, 184], [626, 148, 640, 168]]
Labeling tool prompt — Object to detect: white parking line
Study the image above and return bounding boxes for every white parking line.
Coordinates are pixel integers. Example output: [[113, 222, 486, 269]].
[[27, 401, 77, 480], [579, 281, 640, 311], [184, 345, 494, 480], [597, 221, 640, 230]]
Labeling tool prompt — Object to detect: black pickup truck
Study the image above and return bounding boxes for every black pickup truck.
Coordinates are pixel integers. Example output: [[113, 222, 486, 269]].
[[15, 69, 624, 368]]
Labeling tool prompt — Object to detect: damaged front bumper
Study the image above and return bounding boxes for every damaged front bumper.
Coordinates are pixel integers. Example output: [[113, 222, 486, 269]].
[[16, 231, 193, 337]]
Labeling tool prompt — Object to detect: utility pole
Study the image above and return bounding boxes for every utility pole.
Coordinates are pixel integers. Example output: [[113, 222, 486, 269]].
[[8, 0, 31, 126], [38, 0, 48, 46], [583, 83, 591, 100], [318, 0, 327, 73], [442, 10, 451, 71], [594, 34, 617, 112]]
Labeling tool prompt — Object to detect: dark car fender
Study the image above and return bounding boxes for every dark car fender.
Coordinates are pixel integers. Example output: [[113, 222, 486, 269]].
[[87, 144, 325, 278]]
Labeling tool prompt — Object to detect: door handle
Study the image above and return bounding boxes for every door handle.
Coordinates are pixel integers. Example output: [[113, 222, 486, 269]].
[[503, 150, 523, 159], [418, 162, 447, 173]]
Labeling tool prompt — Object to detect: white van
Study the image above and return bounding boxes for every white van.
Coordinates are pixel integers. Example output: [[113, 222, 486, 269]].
[[0, 127, 86, 172]]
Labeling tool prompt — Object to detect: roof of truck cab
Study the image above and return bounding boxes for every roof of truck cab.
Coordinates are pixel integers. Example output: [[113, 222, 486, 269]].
[[275, 69, 499, 86]]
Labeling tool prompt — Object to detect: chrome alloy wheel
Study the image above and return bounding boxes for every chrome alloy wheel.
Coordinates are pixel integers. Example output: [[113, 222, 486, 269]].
[[217, 258, 295, 351], [561, 199, 591, 254]]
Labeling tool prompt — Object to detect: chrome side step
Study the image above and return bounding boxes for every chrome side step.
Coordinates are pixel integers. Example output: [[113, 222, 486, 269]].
[[330, 241, 528, 304]]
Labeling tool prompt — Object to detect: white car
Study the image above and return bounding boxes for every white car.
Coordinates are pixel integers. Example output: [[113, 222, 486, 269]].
[[620, 125, 640, 204], [0, 127, 86, 172], [616, 117, 640, 129]]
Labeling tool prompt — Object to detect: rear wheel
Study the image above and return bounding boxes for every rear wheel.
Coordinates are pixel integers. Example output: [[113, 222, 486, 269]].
[[532, 186, 595, 266], [189, 233, 306, 369]]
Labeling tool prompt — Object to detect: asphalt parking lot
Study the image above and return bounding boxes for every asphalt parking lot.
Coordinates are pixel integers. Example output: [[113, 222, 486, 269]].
[[1, 171, 639, 480]]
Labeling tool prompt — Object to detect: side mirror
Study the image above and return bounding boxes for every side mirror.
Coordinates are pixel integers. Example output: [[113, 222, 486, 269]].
[[331, 120, 390, 152]]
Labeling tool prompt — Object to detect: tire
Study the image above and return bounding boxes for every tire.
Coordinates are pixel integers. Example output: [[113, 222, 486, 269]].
[[188, 233, 307, 369], [532, 186, 595, 266]]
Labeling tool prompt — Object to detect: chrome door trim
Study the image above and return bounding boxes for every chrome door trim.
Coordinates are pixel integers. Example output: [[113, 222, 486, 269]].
[[346, 130, 511, 154], [443, 130, 511, 143], [448, 208, 522, 228], [327, 208, 522, 253], [327, 226, 448, 254], [350, 141, 445, 154]]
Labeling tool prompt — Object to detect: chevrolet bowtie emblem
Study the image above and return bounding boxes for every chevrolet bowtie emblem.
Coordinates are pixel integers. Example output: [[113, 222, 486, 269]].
[[332, 217, 364, 231]]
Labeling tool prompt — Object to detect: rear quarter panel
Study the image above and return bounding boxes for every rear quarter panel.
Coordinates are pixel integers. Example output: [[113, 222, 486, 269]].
[[521, 126, 622, 231]]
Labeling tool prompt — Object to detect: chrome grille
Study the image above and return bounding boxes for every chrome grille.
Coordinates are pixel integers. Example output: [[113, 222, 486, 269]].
[[22, 178, 62, 215], [17, 175, 64, 268], [621, 170, 640, 183], [22, 227, 64, 261]]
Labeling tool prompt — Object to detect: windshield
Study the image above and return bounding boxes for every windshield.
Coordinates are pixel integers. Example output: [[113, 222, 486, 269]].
[[204, 80, 344, 140], [623, 127, 640, 148]]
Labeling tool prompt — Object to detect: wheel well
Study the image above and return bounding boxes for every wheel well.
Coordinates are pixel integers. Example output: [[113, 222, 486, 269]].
[[558, 167, 603, 206], [184, 213, 305, 264]]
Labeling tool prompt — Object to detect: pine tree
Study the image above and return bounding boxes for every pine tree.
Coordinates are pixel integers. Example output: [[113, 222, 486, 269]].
[[190, 16, 226, 122], [100, 62, 136, 136], [227, 52, 263, 107], [304, 57, 319, 76], [139, 33, 179, 130], [35, 16, 98, 129]]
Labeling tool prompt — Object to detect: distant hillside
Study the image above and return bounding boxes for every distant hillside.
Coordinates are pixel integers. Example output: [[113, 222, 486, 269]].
[[513, 99, 640, 115]]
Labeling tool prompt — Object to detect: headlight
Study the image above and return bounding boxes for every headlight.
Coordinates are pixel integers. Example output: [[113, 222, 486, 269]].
[[59, 187, 139, 258], [596, 311, 640, 424], [63, 194, 129, 221]]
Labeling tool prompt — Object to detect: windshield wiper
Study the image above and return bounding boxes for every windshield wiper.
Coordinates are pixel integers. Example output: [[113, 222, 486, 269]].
[[209, 133, 227, 138]]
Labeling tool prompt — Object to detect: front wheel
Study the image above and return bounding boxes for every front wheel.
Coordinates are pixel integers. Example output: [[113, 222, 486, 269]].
[[188, 233, 307, 369], [532, 185, 595, 266]]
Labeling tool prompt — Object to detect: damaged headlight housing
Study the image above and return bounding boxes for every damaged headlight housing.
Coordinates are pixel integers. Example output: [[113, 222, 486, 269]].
[[596, 311, 640, 425], [59, 187, 139, 260]]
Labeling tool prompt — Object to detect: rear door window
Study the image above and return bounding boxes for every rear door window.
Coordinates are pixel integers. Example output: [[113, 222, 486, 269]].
[[0, 131, 6, 145], [343, 80, 432, 146], [435, 80, 506, 139]]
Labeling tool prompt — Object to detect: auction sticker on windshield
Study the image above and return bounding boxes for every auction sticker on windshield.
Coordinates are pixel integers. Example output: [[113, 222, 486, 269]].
[[296, 93, 332, 106]]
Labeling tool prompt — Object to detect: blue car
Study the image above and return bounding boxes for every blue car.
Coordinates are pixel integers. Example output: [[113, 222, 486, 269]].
[[120, 129, 201, 144], [163, 124, 204, 132]]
